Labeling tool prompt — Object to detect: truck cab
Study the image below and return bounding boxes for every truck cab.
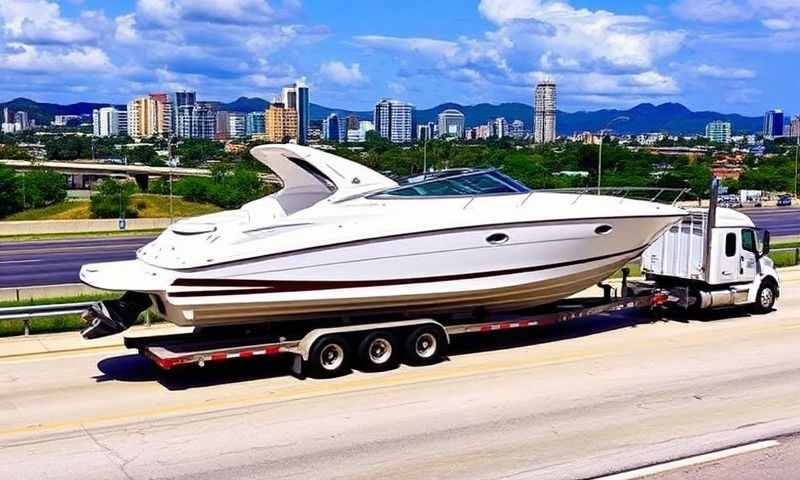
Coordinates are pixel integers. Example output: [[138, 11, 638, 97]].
[[641, 206, 780, 313]]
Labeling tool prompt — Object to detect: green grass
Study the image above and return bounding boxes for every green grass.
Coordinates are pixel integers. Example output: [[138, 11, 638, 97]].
[[773, 241, 800, 249], [0, 293, 119, 309], [3, 194, 221, 221], [0, 315, 85, 337], [769, 250, 798, 268]]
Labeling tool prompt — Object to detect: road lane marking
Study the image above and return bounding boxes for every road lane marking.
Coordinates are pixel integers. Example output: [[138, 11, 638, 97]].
[[0, 259, 42, 264], [592, 440, 781, 480], [0, 351, 606, 437]]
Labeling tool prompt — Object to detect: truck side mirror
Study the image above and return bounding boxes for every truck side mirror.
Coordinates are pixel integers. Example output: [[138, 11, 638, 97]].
[[762, 230, 770, 256]]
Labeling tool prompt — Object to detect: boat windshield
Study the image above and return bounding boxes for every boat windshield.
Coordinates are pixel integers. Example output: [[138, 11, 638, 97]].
[[372, 170, 529, 198]]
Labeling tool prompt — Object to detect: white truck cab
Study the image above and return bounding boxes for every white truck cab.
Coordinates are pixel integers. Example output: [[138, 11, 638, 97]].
[[641, 181, 780, 313]]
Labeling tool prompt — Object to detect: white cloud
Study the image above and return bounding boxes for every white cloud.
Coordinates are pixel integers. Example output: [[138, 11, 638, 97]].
[[670, 0, 750, 23], [319, 61, 367, 86], [0, 43, 113, 73], [761, 18, 794, 30], [0, 0, 102, 44], [694, 64, 756, 79]]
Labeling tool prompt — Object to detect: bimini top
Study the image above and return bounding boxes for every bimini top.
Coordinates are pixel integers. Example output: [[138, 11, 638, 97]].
[[250, 144, 398, 214]]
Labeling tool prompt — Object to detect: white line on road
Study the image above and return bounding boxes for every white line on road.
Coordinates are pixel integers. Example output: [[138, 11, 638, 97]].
[[593, 440, 781, 480], [0, 259, 42, 264]]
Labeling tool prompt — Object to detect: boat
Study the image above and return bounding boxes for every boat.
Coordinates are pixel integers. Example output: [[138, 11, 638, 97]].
[[79, 144, 686, 339]]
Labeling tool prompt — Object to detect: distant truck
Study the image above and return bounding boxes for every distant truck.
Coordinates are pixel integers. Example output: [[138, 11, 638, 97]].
[[641, 180, 779, 313]]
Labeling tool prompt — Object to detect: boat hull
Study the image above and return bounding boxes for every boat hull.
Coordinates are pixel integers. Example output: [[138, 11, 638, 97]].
[[140, 215, 679, 327]]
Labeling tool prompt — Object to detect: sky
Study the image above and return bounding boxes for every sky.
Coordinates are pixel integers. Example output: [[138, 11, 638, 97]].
[[0, 0, 797, 115]]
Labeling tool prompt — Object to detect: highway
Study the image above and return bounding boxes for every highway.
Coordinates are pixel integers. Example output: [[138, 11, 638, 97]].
[[1, 268, 800, 479], [0, 207, 798, 289], [0, 236, 151, 288]]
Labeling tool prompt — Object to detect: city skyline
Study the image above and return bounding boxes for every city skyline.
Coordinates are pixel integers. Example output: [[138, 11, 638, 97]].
[[1, 1, 798, 115]]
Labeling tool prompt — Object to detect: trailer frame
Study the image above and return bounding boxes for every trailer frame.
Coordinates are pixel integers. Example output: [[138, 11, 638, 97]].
[[124, 270, 669, 377]]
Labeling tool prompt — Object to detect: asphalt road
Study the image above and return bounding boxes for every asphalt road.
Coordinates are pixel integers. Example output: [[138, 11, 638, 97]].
[[740, 207, 800, 238], [1, 269, 800, 479], [0, 236, 152, 288], [0, 207, 798, 289]]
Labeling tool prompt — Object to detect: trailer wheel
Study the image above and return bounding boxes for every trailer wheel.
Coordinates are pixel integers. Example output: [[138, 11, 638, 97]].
[[404, 326, 445, 365], [357, 331, 398, 371], [308, 335, 351, 377], [750, 282, 777, 314]]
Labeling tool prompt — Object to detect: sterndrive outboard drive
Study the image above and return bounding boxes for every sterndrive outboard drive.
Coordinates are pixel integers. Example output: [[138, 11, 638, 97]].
[[80, 291, 152, 339]]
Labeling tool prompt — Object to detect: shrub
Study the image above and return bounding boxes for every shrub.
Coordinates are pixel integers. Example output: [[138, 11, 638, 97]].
[[90, 179, 139, 219]]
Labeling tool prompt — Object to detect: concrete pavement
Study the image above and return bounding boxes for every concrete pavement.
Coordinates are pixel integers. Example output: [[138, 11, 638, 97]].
[[1, 269, 800, 479]]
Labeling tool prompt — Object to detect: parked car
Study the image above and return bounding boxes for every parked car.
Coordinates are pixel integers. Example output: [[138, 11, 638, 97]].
[[777, 195, 793, 207]]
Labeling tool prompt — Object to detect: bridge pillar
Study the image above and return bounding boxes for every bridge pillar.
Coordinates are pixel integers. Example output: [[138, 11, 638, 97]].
[[133, 174, 149, 191]]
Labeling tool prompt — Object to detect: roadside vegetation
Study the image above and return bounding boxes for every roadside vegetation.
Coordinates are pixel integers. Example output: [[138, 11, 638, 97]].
[[5, 194, 220, 221]]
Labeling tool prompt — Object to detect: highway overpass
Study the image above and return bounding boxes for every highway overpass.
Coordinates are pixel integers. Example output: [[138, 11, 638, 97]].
[[0, 159, 281, 190]]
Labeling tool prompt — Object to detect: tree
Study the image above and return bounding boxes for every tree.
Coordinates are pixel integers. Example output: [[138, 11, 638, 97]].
[[19, 169, 67, 208], [0, 144, 31, 160], [90, 179, 139, 218], [177, 139, 225, 167], [0, 165, 21, 217]]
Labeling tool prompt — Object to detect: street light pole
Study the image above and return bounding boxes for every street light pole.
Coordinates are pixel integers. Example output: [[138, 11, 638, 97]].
[[423, 137, 429, 178], [793, 133, 799, 199], [596, 116, 629, 194]]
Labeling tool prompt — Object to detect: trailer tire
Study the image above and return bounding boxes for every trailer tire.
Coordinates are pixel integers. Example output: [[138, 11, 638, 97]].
[[357, 331, 398, 371], [308, 335, 351, 378], [750, 282, 777, 314], [404, 326, 445, 366]]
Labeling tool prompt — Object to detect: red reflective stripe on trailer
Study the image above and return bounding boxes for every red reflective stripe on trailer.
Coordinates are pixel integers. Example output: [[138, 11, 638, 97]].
[[239, 350, 253, 358], [265, 345, 281, 355], [210, 353, 227, 362]]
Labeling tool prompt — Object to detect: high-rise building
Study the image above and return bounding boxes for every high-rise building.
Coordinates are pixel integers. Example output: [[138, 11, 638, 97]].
[[534, 80, 557, 144], [53, 115, 81, 126], [127, 94, 172, 138], [345, 114, 360, 131], [509, 120, 526, 139], [416, 122, 436, 141], [228, 112, 246, 138], [215, 111, 231, 140], [245, 112, 266, 136], [174, 91, 196, 108], [117, 110, 128, 136], [14, 111, 30, 130], [265, 102, 298, 143], [2, 107, 10, 124], [491, 117, 508, 138], [437, 109, 465, 138], [763, 109, 784, 139], [374, 99, 413, 143], [790, 116, 800, 139], [322, 113, 342, 142], [705, 120, 732, 143], [347, 121, 375, 143], [279, 81, 310, 145], [92, 107, 122, 137]]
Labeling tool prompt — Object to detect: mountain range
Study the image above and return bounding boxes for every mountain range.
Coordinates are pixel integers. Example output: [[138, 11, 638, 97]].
[[1, 97, 765, 135]]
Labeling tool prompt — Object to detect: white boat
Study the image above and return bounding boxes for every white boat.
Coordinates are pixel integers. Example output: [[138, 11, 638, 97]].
[[80, 144, 686, 339]]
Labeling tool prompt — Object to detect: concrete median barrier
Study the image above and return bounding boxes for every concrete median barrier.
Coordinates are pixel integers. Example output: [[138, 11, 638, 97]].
[[0, 218, 172, 236]]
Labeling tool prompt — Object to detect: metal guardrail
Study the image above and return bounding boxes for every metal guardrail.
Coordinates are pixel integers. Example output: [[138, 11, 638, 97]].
[[0, 301, 94, 335], [0, 301, 157, 336], [770, 247, 800, 266]]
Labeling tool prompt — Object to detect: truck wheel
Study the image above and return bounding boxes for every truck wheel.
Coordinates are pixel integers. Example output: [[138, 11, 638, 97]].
[[308, 335, 351, 378], [404, 326, 445, 366], [750, 282, 777, 314], [357, 331, 398, 371]]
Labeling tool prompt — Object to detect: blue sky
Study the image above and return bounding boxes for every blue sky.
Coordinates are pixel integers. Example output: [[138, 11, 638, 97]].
[[0, 0, 797, 115]]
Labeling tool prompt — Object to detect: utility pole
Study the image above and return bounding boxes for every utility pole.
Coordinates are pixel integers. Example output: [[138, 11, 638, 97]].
[[168, 135, 177, 224]]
